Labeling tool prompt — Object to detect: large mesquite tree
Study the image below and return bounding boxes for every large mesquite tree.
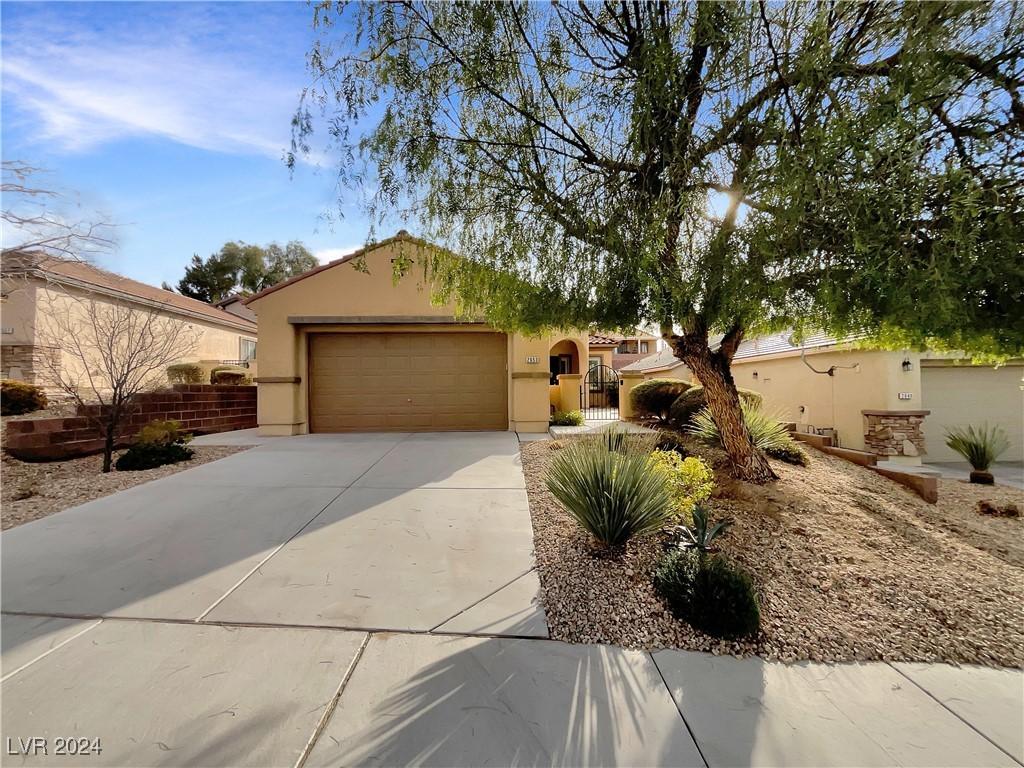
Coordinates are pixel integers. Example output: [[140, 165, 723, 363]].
[[296, 1, 1022, 482]]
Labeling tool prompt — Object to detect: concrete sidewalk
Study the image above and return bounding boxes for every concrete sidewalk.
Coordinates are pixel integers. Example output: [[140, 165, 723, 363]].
[[2, 431, 1021, 767]]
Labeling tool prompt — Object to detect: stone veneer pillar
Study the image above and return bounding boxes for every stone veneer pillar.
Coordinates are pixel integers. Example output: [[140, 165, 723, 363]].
[[861, 409, 930, 463]]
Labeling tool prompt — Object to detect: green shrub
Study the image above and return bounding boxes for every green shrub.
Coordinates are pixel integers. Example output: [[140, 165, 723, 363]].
[[649, 451, 714, 520], [669, 384, 763, 426], [630, 378, 692, 421], [545, 436, 673, 547], [115, 442, 194, 471], [654, 549, 760, 638], [550, 410, 585, 426], [166, 363, 204, 384], [688, 402, 809, 466], [944, 424, 1010, 472], [116, 419, 194, 471], [136, 419, 191, 447], [210, 366, 251, 385], [1, 379, 47, 415]]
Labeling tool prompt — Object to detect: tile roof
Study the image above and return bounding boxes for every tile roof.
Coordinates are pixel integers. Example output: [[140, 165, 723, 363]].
[[731, 330, 843, 361], [588, 333, 621, 346], [30, 256, 257, 333], [620, 347, 687, 373]]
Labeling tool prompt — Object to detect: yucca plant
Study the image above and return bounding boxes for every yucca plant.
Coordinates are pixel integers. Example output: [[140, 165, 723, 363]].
[[546, 438, 673, 548], [945, 424, 1011, 484], [688, 402, 808, 465]]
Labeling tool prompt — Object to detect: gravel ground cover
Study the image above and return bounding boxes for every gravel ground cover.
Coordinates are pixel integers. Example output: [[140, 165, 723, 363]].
[[1, 446, 249, 530], [521, 436, 1023, 667]]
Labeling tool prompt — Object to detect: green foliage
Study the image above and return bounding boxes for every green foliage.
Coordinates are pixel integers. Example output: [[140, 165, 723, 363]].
[[115, 442, 194, 471], [649, 451, 714, 520], [297, 3, 1022, 360], [136, 419, 192, 448], [670, 386, 763, 426], [545, 437, 673, 548], [944, 424, 1011, 471], [631, 379, 692, 421], [673, 505, 734, 552], [1, 379, 47, 415], [176, 240, 317, 302], [166, 363, 204, 384], [550, 410, 584, 426], [116, 419, 194, 471], [689, 402, 808, 466], [654, 549, 760, 639]]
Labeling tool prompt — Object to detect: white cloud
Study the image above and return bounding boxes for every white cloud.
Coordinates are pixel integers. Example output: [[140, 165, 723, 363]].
[[2, 12, 306, 160], [314, 245, 363, 264]]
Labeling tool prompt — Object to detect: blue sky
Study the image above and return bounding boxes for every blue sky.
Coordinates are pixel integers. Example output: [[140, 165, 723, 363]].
[[2, 1, 378, 287]]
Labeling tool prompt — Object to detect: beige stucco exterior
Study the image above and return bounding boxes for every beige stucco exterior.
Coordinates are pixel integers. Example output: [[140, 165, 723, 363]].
[[1, 274, 257, 390], [247, 238, 588, 435]]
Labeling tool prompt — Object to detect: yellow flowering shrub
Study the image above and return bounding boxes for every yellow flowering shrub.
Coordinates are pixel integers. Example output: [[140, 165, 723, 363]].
[[648, 450, 714, 521]]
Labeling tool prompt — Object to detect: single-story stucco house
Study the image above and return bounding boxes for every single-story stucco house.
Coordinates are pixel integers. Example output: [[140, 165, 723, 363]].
[[245, 232, 598, 435], [624, 330, 1024, 464], [1, 253, 258, 392]]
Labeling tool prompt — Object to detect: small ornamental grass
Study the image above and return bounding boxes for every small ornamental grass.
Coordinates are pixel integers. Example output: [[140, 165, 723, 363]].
[[546, 431, 672, 548], [945, 424, 1010, 475], [648, 450, 714, 521], [689, 402, 809, 466], [550, 409, 584, 426]]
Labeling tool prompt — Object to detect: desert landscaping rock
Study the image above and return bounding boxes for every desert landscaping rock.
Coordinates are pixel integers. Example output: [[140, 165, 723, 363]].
[[521, 439, 1023, 666]]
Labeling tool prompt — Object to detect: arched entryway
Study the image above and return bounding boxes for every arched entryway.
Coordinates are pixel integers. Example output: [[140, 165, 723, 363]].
[[549, 338, 583, 385]]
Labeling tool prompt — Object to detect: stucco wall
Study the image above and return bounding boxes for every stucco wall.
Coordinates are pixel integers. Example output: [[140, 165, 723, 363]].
[[730, 348, 921, 452], [249, 239, 574, 434], [641, 361, 693, 381]]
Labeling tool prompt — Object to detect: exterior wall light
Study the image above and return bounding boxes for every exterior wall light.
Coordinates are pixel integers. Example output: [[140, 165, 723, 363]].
[[902, 358, 913, 372]]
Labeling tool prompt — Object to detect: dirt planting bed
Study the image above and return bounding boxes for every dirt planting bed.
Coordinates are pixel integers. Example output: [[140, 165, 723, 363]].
[[521, 436, 1023, 667], [2, 446, 249, 530]]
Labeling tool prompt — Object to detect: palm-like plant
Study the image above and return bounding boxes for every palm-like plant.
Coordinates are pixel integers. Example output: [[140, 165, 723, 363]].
[[945, 424, 1011, 484], [546, 438, 673, 548], [673, 505, 733, 553]]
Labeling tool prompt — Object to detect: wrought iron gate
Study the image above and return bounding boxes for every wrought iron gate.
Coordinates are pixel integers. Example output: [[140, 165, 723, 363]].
[[581, 364, 620, 421]]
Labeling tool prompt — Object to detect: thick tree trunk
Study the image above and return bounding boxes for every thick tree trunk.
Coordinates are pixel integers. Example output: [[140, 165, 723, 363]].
[[668, 324, 776, 484]]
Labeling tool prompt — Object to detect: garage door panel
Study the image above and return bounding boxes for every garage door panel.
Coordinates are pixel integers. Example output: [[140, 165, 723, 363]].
[[309, 332, 508, 432]]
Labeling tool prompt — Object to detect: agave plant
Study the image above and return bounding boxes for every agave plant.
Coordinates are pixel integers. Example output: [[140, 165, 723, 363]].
[[545, 437, 672, 548], [945, 424, 1011, 483], [673, 505, 734, 553]]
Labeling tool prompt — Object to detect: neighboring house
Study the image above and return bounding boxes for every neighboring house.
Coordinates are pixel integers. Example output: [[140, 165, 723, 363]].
[[0, 254, 259, 391], [623, 329, 1023, 464], [246, 232, 596, 434], [620, 346, 693, 381], [215, 293, 258, 324], [587, 331, 660, 371]]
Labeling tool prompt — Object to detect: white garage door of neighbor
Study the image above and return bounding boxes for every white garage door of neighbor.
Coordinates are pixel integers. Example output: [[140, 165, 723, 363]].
[[308, 331, 509, 432], [921, 365, 1024, 463]]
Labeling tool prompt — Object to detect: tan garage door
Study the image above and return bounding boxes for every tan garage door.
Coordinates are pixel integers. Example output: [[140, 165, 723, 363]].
[[309, 331, 508, 432], [921, 364, 1024, 462]]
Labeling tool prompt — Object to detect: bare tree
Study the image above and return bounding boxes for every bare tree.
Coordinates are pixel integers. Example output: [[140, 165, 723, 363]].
[[1, 161, 114, 262], [34, 289, 199, 472]]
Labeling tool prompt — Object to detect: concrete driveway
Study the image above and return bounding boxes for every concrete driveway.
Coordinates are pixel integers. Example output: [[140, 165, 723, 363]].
[[2, 431, 1022, 767]]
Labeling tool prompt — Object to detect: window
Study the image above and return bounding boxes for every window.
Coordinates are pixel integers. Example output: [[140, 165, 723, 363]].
[[589, 356, 601, 370], [640, 341, 649, 353], [240, 338, 257, 361]]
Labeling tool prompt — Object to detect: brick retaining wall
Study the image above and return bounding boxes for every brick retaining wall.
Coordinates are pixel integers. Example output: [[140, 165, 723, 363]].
[[4, 384, 256, 461]]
